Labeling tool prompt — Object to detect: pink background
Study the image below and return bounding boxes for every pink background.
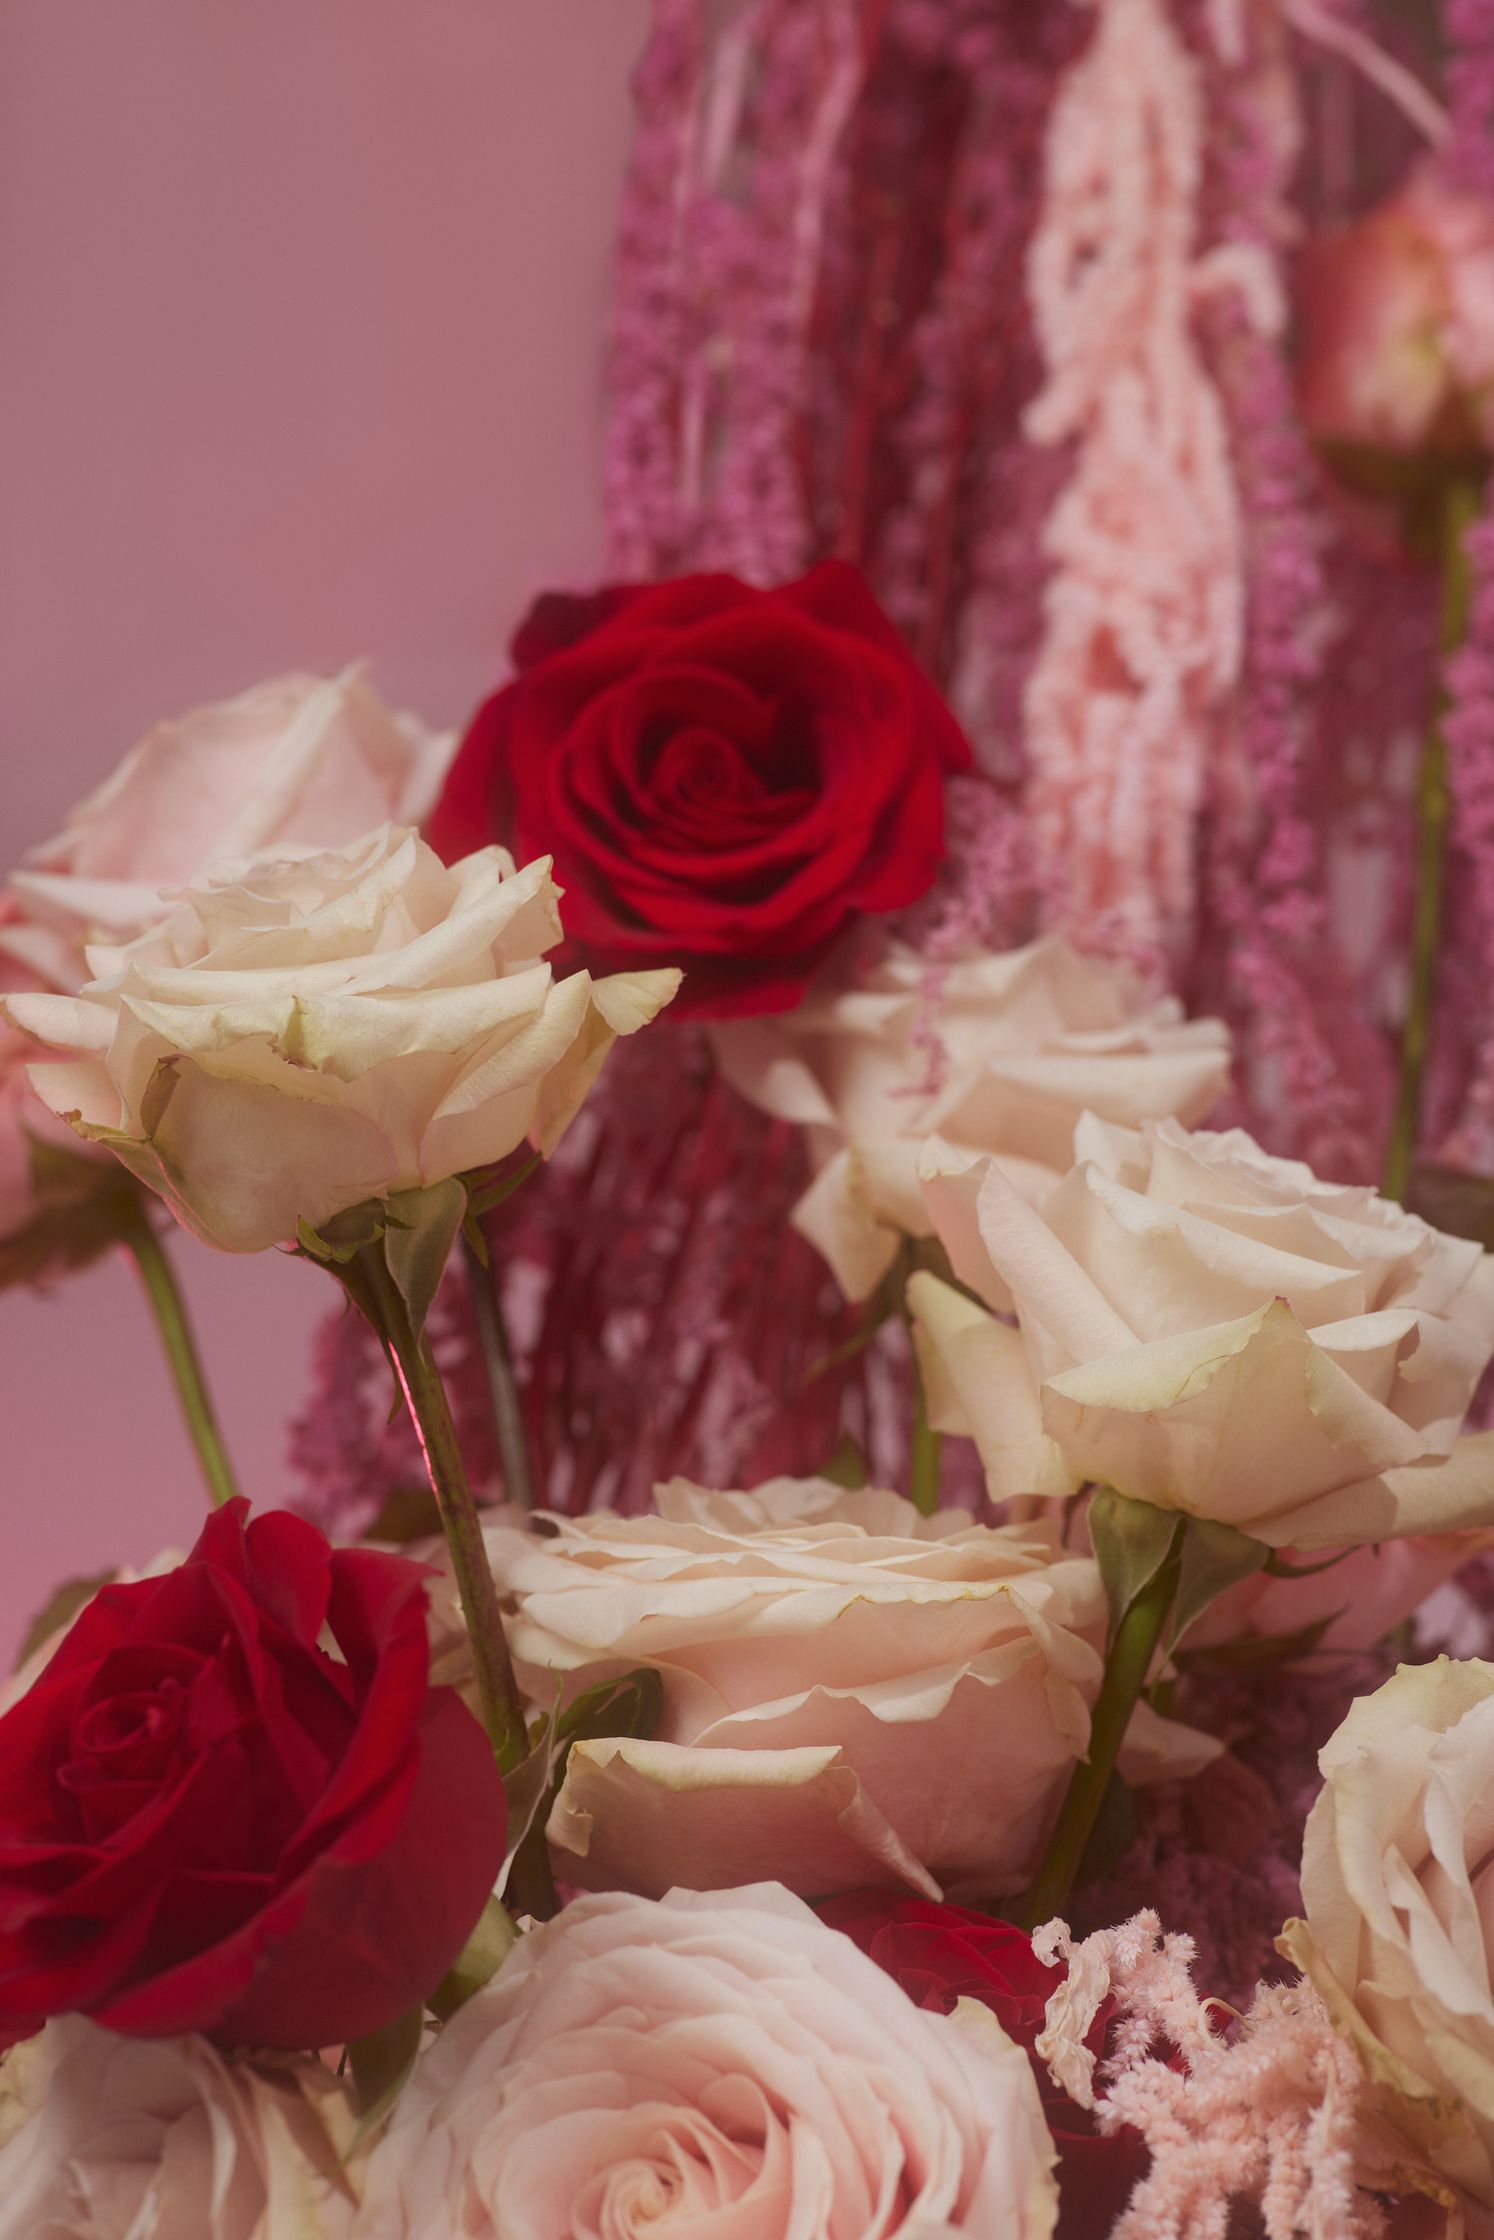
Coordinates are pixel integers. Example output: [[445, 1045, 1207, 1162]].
[[0, 1, 649, 1660]]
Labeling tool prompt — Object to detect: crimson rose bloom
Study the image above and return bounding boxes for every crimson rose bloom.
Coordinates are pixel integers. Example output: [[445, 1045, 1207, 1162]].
[[0, 1501, 506, 2049], [427, 562, 973, 1018], [820, 1891, 1147, 2240]]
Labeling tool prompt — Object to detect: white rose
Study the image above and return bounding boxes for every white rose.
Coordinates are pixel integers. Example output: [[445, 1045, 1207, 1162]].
[[350, 1883, 1058, 2240], [0, 2016, 354, 2240], [6, 826, 678, 1253], [912, 1114, 1494, 1547], [0, 667, 454, 992], [482, 1478, 1215, 1903], [712, 937, 1230, 1300], [1282, 1658, 1494, 2211]]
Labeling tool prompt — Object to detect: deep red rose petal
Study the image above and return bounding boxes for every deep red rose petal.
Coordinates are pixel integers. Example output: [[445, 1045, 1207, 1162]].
[[93, 1686, 506, 2048]]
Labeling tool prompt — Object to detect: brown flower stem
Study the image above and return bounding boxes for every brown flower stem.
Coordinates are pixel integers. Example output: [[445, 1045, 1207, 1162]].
[[909, 1351, 942, 1516], [120, 1196, 242, 1510], [1018, 1517, 1185, 1930], [1382, 474, 1483, 1205], [357, 1244, 526, 1770], [462, 1236, 536, 1512]]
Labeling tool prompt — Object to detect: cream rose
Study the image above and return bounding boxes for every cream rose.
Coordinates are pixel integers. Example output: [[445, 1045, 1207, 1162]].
[[912, 1114, 1494, 1547], [481, 1478, 1215, 1902], [712, 938, 1230, 1300], [6, 826, 678, 1253], [350, 1882, 1058, 2240], [0, 2016, 354, 2240], [1281, 1658, 1494, 2211], [0, 667, 453, 992]]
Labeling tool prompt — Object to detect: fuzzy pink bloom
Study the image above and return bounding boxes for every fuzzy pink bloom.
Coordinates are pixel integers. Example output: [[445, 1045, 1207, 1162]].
[[1021, 0, 1243, 972], [1034, 1911, 1389, 2240]]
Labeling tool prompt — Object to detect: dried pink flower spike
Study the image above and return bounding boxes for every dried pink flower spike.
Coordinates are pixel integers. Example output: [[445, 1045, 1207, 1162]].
[[1033, 1911, 1390, 2240]]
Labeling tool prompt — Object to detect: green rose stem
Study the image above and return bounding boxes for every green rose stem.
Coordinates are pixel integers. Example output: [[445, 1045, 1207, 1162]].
[[909, 1361, 942, 1517], [461, 1236, 536, 1513], [1381, 473, 1483, 1206], [357, 1242, 526, 1771], [119, 1196, 242, 1510], [1018, 1515, 1186, 1930]]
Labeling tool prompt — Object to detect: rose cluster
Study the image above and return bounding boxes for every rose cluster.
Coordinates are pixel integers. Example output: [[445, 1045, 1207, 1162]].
[[4, 533, 1494, 2240]]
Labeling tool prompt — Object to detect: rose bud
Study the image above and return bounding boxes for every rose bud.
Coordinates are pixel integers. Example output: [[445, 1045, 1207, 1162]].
[[1297, 160, 1494, 478], [426, 563, 973, 1020], [0, 1501, 507, 2050]]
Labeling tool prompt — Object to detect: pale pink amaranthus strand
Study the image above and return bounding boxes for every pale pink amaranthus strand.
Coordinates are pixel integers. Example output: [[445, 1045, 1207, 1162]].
[[1191, 4, 1382, 1176], [1035, 1911, 1388, 2240], [1021, 0, 1244, 975]]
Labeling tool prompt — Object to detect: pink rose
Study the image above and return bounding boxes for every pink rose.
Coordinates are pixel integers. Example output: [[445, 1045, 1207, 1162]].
[[0, 945, 108, 1254], [1188, 1531, 1494, 1660], [482, 1479, 1215, 1903], [1298, 160, 1494, 460], [0, 668, 453, 991], [348, 1883, 1059, 2240], [712, 938, 1229, 1302]]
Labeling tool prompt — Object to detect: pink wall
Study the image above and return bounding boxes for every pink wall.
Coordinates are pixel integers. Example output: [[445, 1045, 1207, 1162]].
[[0, 1, 649, 1659]]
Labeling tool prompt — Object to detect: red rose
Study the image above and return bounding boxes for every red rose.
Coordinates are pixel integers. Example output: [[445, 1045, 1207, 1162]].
[[428, 563, 972, 1018], [820, 1892, 1148, 2240], [0, 1501, 506, 2049]]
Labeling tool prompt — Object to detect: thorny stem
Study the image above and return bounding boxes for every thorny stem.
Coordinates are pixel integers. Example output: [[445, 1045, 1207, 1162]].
[[357, 1244, 526, 1770], [121, 1199, 242, 1511], [1018, 1518, 1186, 1929]]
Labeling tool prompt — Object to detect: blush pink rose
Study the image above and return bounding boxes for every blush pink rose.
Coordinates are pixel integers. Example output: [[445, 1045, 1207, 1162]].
[[1298, 160, 1494, 460], [711, 937, 1229, 1302], [0, 668, 454, 992], [1188, 1531, 1494, 1661], [348, 1883, 1059, 2240], [481, 1479, 1215, 1903]]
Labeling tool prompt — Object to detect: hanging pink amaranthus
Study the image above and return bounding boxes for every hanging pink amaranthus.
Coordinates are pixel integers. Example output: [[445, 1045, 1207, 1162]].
[[1020, 0, 1244, 975]]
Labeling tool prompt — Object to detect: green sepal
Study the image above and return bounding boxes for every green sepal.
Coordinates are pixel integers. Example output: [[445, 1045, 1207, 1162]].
[[345, 2003, 425, 2153], [1263, 1546, 1356, 1581], [1174, 1611, 1340, 1671], [1166, 1517, 1269, 1653], [14, 1570, 115, 1669], [426, 1896, 518, 2023], [464, 1152, 540, 1224], [501, 1669, 664, 1919], [1088, 1487, 1179, 1643], [383, 1179, 467, 1344]]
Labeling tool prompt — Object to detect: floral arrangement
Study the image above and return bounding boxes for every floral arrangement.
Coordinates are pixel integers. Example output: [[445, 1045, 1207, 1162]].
[[5, 4, 1494, 2237]]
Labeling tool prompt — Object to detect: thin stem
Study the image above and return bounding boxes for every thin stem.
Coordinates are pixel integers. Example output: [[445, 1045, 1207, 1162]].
[[1019, 1518, 1185, 1929], [357, 1245, 526, 1770], [909, 1359, 943, 1517], [120, 1200, 242, 1510], [1382, 475, 1482, 1205], [461, 1236, 536, 1512]]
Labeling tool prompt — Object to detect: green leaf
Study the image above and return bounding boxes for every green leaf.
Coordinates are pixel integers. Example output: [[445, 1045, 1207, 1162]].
[[1165, 1518, 1269, 1653], [382, 1179, 466, 1343], [819, 1432, 869, 1490], [1088, 1488, 1180, 1643], [427, 1896, 518, 2022], [15, 1571, 114, 1669], [345, 2004, 425, 2151]]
